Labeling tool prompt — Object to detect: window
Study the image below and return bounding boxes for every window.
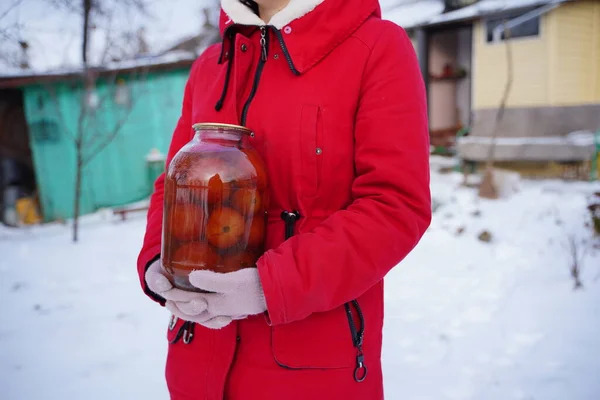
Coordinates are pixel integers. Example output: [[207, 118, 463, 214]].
[[486, 12, 540, 42], [30, 120, 60, 143]]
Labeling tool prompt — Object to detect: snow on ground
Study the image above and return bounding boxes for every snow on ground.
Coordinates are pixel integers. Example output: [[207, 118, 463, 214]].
[[1, 160, 599, 400]]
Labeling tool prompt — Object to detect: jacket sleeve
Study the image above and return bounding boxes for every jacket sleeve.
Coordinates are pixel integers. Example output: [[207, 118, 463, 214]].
[[136, 59, 200, 305], [257, 23, 431, 325]]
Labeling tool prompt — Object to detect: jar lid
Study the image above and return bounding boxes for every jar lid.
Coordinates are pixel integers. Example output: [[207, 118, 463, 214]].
[[192, 123, 252, 136]]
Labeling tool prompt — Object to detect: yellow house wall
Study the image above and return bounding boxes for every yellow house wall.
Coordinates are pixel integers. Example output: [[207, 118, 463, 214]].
[[548, 0, 600, 105], [473, 0, 600, 110], [592, 1, 600, 101], [472, 12, 550, 109]]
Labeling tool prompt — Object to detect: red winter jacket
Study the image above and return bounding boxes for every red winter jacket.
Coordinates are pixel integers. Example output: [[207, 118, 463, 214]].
[[137, 0, 431, 398]]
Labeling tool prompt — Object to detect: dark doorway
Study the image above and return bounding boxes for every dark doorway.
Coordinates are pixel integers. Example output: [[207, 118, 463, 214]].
[[0, 89, 38, 226], [427, 25, 473, 153]]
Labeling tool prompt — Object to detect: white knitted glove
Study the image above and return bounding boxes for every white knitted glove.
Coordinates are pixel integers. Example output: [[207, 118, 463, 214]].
[[188, 268, 267, 318], [145, 260, 232, 329]]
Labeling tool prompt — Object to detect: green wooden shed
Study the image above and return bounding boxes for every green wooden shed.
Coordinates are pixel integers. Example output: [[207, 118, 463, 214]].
[[0, 59, 194, 222]]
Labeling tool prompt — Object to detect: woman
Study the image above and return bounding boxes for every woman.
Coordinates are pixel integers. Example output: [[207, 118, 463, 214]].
[[138, 0, 431, 398]]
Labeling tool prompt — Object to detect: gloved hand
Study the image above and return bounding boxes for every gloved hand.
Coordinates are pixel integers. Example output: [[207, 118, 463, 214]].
[[145, 260, 232, 329], [188, 268, 267, 319]]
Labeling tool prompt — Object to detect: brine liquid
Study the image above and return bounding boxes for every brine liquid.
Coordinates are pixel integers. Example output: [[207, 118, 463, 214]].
[[161, 149, 267, 292]]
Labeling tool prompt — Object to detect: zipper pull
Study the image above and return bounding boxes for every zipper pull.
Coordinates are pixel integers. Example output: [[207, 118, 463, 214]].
[[260, 26, 268, 61], [354, 350, 368, 383]]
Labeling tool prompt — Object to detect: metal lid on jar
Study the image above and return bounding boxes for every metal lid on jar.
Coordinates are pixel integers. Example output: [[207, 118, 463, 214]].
[[192, 123, 252, 136]]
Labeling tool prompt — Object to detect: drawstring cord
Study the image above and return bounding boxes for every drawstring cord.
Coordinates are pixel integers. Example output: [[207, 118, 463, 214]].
[[214, 25, 300, 114], [273, 28, 300, 76], [215, 31, 236, 111]]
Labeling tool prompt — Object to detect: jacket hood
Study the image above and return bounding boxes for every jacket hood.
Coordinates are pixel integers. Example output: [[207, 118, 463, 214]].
[[219, 0, 381, 74]]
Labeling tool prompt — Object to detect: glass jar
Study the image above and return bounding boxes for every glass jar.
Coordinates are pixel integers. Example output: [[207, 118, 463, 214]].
[[161, 123, 268, 292]]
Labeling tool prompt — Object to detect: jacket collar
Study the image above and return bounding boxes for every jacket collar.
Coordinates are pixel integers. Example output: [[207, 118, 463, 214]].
[[219, 0, 381, 74]]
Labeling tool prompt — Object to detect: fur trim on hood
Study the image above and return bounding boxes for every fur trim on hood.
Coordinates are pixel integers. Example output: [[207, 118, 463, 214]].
[[221, 0, 325, 29]]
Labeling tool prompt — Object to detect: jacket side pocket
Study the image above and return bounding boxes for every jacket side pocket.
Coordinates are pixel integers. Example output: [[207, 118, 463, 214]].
[[270, 305, 355, 370]]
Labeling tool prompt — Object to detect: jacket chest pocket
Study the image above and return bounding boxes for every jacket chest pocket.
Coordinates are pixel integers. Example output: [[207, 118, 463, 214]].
[[298, 104, 324, 199]]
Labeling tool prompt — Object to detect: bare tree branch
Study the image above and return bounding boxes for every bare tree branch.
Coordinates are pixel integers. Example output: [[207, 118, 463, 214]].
[[0, 0, 27, 67], [46, 84, 77, 143], [81, 108, 129, 165], [82, 0, 92, 66], [99, 18, 115, 64], [79, 69, 121, 150], [82, 65, 150, 165], [45, 0, 83, 14], [0, 0, 26, 21]]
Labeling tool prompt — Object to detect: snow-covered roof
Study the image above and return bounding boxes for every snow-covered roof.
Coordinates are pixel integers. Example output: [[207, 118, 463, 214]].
[[383, 0, 445, 29], [429, 0, 569, 26], [383, 0, 570, 30], [0, 52, 196, 88]]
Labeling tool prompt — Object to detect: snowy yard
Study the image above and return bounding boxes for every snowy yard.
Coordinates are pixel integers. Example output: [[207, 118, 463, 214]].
[[1, 160, 599, 400]]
